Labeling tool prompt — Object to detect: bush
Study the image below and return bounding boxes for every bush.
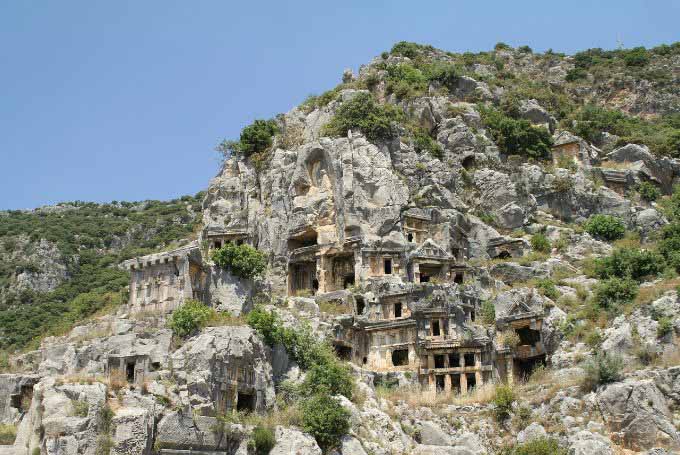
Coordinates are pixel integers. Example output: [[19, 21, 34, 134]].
[[480, 301, 496, 325], [412, 129, 443, 159], [322, 92, 403, 142], [511, 437, 567, 455], [492, 385, 515, 421], [246, 306, 281, 346], [302, 360, 354, 399], [536, 278, 559, 300], [594, 277, 638, 310], [251, 425, 276, 455], [582, 353, 623, 391], [583, 214, 626, 241], [300, 394, 351, 452], [499, 330, 521, 348], [238, 119, 278, 157], [211, 243, 267, 279], [638, 181, 661, 202], [657, 316, 674, 338], [530, 233, 551, 253], [565, 67, 588, 82], [594, 248, 665, 282], [480, 107, 553, 160], [169, 299, 213, 337], [622, 46, 649, 67]]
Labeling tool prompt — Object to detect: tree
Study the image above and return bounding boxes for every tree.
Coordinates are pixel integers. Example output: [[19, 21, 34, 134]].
[[211, 243, 267, 279], [168, 299, 213, 337], [301, 394, 351, 452]]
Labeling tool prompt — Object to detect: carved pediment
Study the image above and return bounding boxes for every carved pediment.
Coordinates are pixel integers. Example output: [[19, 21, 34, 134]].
[[411, 239, 451, 261]]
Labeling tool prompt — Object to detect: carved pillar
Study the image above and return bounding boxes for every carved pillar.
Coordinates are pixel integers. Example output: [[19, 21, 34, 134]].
[[506, 356, 514, 386], [460, 372, 468, 394]]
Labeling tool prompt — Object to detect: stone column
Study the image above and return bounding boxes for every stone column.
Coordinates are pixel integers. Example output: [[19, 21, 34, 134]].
[[460, 372, 468, 394], [506, 356, 514, 386], [444, 373, 452, 393], [475, 352, 483, 386]]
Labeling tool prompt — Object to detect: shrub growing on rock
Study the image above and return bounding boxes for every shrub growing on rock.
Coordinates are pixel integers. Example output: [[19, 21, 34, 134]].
[[211, 243, 267, 279], [480, 301, 496, 325], [250, 425, 275, 455], [594, 248, 665, 282], [300, 394, 351, 452], [511, 437, 567, 455], [169, 299, 213, 337], [637, 181, 661, 202], [593, 277, 638, 310], [583, 214, 626, 241], [492, 385, 515, 422], [479, 107, 553, 160], [530, 233, 551, 253], [581, 353, 623, 391], [239, 119, 279, 157], [322, 92, 403, 142], [302, 360, 354, 399]]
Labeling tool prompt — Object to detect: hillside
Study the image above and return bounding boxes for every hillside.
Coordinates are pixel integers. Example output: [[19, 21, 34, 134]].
[[1, 41, 680, 455], [0, 195, 203, 348]]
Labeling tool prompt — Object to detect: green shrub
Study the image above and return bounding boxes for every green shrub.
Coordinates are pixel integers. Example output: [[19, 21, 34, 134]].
[[211, 243, 267, 279], [594, 248, 665, 282], [565, 67, 588, 82], [492, 385, 515, 422], [412, 129, 443, 159], [536, 279, 559, 300], [301, 394, 351, 452], [71, 399, 89, 417], [583, 214, 626, 241], [518, 45, 532, 54], [390, 41, 432, 59], [480, 301, 496, 325], [302, 360, 354, 399], [238, 119, 279, 157], [251, 425, 276, 455], [622, 47, 649, 67], [582, 353, 623, 391], [246, 306, 281, 346], [530, 233, 551, 253], [494, 42, 511, 51], [657, 317, 674, 338], [322, 92, 403, 142], [511, 437, 567, 455], [480, 107, 553, 160], [168, 299, 213, 337], [594, 277, 638, 310], [638, 181, 661, 202]]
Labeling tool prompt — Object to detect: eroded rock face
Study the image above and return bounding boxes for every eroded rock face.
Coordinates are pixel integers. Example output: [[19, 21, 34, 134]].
[[170, 326, 275, 414], [596, 378, 680, 451]]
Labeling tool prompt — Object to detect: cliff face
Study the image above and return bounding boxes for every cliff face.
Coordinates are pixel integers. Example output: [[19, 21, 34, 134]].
[[1, 42, 680, 455]]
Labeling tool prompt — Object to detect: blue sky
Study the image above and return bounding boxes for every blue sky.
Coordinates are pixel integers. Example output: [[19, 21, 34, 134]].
[[1, 1, 678, 210]]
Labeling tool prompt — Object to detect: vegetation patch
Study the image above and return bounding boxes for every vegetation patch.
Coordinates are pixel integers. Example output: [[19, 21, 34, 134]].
[[583, 214, 626, 241], [211, 243, 267, 279], [322, 92, 403, 142], [479, 107, 553, 159], [168, 299, 213, 338]]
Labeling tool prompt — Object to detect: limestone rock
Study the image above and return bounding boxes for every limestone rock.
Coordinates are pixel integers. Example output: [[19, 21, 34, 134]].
[[270, 426, 322, 455]]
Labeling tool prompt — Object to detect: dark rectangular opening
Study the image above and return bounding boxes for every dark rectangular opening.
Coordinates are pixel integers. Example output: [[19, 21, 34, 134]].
[[451, 374, 461, 394], [392, 349, 409, 366], [434, 354, 445, 369], [343, 274, 355, 288], [420, 273, 430, 283], [384, 258, 392, 275], [435, 375, 445, 392], [151, 362, 161, 371], [394, 302, 402, 318], [236, 239, 244, 246], [431, 320, 440, 336], [448, 352, 460, 368], [454, 272, 464, 284], [214, 240, 222, 250], [126, 362, 135, 382], [516, 327, 541, 346], [356, 297, 365, 315], [466, 373, 476, 392], [464, 353, 475, 367], [335, 345, 352, 361], [237, 392, 255, 411]]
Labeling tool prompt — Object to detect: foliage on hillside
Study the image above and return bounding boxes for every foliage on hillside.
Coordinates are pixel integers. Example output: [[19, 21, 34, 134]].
[[0, 194, 203, 349]]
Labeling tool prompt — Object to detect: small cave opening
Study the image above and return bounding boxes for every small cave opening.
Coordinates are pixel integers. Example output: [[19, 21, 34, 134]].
[[464, 353, 475, 367], [431, 320, 441, 336], [391, 349, 409, 367], [237, 393, 255, 412], [465, 373, 476, 392], [355, 297, 365, 315], [462, 155, 476, 170], [435, 375, 446, 392], [335, 345, 352, 361], [448, 352, 460, 368], [126, 362, 135, 383], [434, 354, 445, 369], [497, 250, 512, 259], [394, 302, 402, 318]]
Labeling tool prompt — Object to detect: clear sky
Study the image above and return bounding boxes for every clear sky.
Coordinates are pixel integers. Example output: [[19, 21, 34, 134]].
[[1, 1, 678, 210]]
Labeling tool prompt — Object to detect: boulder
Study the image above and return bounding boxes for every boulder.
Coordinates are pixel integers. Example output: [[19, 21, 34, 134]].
[[270, 426, 321, 455], [568, 430, 614, 455], [597, 378, 680, 450], [516, 422, 547, 444]]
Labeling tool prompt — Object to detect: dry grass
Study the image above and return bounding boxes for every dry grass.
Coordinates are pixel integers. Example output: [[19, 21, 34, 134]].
[[376, 382, 497, 408], [632, 278, 680, 309], [0, 424, 17, 445], [206, 311, 246, 327], [56, 374, 102, 386]]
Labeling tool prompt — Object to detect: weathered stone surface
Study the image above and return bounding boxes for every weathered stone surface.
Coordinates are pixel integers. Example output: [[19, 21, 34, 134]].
[[270, 426, 322, 455]]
